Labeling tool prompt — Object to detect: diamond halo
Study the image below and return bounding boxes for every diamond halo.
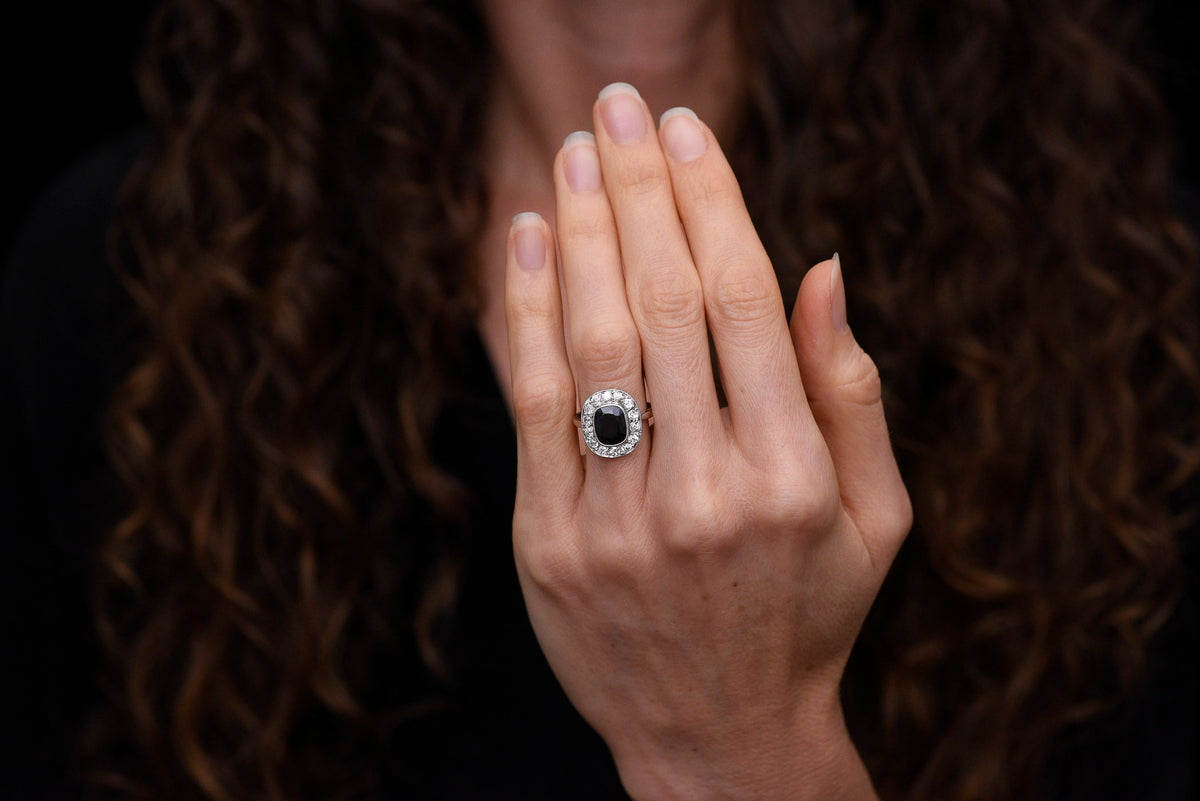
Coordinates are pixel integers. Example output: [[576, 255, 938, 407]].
[[579, 388, 645, 458]]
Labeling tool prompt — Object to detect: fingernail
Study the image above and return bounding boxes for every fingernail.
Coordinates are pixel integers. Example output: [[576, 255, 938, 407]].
[[513, 213, 545, 271], [830, 252, 848, 332], [563, 131, 601, 192], [659, 107, 707, 162], [598, 82, 646, 144]]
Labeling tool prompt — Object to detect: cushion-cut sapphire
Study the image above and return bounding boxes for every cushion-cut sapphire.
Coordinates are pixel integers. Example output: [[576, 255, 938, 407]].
[[593, 405, 627, 446]]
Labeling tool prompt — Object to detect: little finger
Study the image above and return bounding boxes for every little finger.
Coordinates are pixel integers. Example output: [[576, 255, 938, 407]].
[[506, 213, 585, 517]]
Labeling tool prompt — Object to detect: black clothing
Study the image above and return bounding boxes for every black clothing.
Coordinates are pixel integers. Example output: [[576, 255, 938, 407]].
[[2, 138, 1196, 800], [0, 135, 627, 801]]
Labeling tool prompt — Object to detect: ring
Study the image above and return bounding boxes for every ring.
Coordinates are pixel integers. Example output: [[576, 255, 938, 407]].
[[574, 388, 653, 458]]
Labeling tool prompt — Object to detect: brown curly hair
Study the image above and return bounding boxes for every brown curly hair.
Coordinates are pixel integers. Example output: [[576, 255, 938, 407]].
[[90, 0, 1199, 799]]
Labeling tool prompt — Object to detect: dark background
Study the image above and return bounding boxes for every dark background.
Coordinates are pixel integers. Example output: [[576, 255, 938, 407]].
[[4, 1, 157, 261], [0, 3, 1195, 796], [3, 1, 1199, 265]]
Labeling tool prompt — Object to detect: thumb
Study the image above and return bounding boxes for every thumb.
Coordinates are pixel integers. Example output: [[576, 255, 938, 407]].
[[790, 254, 911, 569]]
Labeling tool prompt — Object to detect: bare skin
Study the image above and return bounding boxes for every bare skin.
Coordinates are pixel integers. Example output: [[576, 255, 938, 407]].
[[475, 4, 912, 799], [475, 0, 744, 399]]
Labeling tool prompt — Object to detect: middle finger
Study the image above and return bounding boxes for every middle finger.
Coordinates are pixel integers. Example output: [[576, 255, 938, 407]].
[[592, 82, 723, 456]]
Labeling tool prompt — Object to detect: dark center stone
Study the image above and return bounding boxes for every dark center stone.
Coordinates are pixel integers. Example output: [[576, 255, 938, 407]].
[[593, 404, 628, 446]]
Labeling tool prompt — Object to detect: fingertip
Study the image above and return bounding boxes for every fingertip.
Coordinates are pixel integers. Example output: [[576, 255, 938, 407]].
[[791, 257, 839, 343], [561, 131, 603, 194], [563, 130, 597, 150], [511, 210, 547, 236], [830, 252, 848, 333], [658, 108, 710, 164], [509, 212, 551, 272], [505, 211, 558, 333]]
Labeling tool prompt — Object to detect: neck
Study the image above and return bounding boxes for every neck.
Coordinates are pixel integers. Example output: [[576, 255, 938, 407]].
[[481, 0, 745, 201], [471, 2, 746, 405]]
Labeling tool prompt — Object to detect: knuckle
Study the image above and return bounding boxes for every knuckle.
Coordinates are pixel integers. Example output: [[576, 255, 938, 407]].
[[508, 287, 559, 328], [613, 159, 670, 196], [663, 515, 732, 556], [574, 322, 641, 378], [685, 170, 739, 212], [857, 482, 913, 569], [635, 269, 705, 332], [658, 478, 735, 554], [709, 265, 782, 327], [559, 212, 612, 246], [518, 538, 581, 597], [833, 349, 884, 409], [886, 486, 915, 542], [759, 466, 838, 531], [585, 535, 644, 582], [512, 377, 576, 430]]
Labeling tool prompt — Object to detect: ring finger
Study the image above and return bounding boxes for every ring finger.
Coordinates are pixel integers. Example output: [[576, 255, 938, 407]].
[[556, 130, 651, 478]]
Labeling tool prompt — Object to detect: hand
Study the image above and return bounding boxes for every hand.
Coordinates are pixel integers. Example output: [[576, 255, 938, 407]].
[[503, 83, 911, 801]]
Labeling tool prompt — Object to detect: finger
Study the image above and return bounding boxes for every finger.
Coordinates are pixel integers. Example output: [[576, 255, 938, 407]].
[[506, 212, 584, 514], [790, 255, 912, 568], [555, 131, 651, 473], [592, 83, 722, 457], [658, 107, 815, 456]]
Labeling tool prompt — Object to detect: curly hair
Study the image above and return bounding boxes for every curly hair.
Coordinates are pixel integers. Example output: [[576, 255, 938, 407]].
[[90, 0, 1198, 799]]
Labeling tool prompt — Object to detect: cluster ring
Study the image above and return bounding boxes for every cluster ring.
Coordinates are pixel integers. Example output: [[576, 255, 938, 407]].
[[574, 388, 653, 458]]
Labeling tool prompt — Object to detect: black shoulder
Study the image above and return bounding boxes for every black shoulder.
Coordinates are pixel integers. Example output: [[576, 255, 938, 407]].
[[3, 131, 146, 357], [6, 130, 146, 268], [1, 130, 146, 548], [0, 132, 146, 799]]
